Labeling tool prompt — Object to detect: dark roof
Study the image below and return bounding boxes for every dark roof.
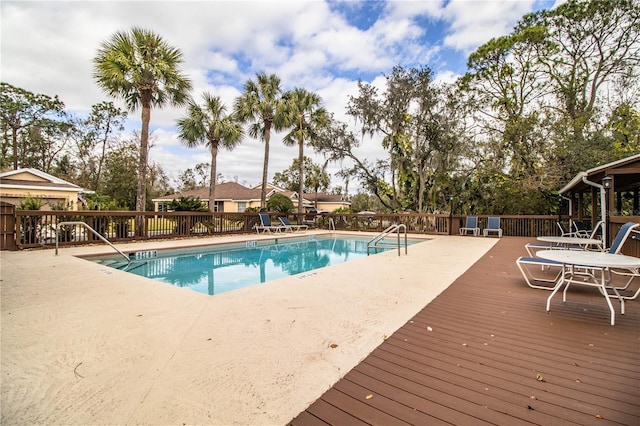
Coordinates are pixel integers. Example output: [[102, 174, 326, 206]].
[[302, 192, 347, 203], [153, 182, 262, 202], [154, 183, 348, 204]]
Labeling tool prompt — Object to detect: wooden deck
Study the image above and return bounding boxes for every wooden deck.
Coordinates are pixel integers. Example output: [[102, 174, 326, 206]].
[[289, 237, 640, 426]]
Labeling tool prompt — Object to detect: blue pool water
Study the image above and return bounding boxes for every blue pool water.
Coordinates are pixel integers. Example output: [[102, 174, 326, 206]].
[[93, 235, 420, 295]]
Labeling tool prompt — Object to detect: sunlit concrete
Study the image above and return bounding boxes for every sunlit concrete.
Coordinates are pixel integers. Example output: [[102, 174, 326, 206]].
[[1, 232, 497, 425]]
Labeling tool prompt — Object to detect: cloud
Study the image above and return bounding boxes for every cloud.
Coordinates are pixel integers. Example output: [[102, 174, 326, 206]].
[[1, 0, 555, 191], [440, 0, 538, 53]]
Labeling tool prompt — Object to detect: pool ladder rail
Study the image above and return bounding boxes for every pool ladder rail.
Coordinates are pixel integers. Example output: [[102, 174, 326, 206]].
[[54, 221, 131, 265], [367, 223, 408, 256]]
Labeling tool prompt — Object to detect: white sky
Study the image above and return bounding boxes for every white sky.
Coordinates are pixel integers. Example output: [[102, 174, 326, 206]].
[[1, 0, 557, 191]]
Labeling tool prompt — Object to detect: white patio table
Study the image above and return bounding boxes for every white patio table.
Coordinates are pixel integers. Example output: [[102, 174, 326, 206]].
[[536, 235, 603, 250], [537, 250, 640, 325]]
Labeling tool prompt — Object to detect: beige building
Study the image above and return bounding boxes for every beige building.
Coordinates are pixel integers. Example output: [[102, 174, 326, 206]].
[[153, 182, 350, 213], [0, 168, 88, 211]]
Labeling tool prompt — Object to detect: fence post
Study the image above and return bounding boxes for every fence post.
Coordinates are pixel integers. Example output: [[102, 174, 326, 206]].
[[0, 202, 17, 251]]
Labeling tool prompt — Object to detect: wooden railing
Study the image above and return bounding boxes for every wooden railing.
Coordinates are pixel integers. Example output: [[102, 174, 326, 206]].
[[14, 210, 261, 249], [14, 210, 572, 248], [10, 210, 639, 255]]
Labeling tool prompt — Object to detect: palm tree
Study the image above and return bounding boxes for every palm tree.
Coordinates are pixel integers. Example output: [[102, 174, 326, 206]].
[[93, 27, 192, 219], [176, 93, 244, 212], [281, 88, 328, 214], [233, 73, 285, 208]]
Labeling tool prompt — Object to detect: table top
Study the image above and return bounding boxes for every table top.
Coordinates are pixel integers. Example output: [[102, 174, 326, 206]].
[[537, 250, 640, 268], [536, 236, 602, 246]]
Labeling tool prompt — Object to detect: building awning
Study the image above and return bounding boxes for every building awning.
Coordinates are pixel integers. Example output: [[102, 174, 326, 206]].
[[559, 154, 640, 195]]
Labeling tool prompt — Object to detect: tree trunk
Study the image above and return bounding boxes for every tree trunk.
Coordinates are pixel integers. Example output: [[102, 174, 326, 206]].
[[95, 120, 111, 192], [418, 167, 425, 213], [260, 121, 272, 208], [135, 95, 151, 236], [12, 127, 18, 169], [209, 142, 218, 212], [298, 134, 304, 215]]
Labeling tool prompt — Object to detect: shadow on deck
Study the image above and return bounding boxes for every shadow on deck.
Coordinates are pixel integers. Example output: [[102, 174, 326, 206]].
[[290, 237, 640, 425]]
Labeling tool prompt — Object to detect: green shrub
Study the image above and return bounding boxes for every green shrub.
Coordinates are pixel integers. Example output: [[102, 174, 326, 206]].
[[332, 207, 352, 214], [267, 194, 294, 213], [17, 195, 43, 210], [169, 196, 209, 212]]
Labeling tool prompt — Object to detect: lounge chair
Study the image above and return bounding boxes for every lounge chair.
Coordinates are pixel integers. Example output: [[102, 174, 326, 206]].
[[610, 263, 640, 303], [550, 222, 638, 291], [604, 222, 639, 254], [543, 222, 640, 324], [602, 223, 639, 300], [278, 216, 308, 232], [483, 216, 502, 237], [255, 212, 285, 234], [525, 241, 563, 257], [516, 256, 564, 290], [460, 216, 480, 236], [571, 221, 592, 238], [556, 222, 571, 236], [525, 220, 605, 256], [557, 221, 582, 237]]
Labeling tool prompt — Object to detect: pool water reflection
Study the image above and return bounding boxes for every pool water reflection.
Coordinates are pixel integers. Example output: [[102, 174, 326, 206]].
[[95, 236, 418, 295]]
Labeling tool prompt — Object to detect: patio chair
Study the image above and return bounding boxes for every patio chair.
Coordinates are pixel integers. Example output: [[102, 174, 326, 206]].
[[544, 222, 640, 324], [557, 222, 579, 237], [607, 222, 639, 254], [526, 220, 606, 256], [571, 221, 592, 238], [255, 213, 285, 234], [460, 216, 480, 236], [599, 223, 639, 300], [516, 256, 564, 290], [610, 253, 640, 303], [483, 216, 502, 237], [278, 216, 308, 232]]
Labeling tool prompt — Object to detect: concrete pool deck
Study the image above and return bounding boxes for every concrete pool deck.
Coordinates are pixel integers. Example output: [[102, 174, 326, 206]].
[[1, 232, 497, 425]]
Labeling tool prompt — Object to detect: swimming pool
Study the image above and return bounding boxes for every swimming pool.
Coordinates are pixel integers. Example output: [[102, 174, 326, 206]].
[[92, 235, 421, 295]]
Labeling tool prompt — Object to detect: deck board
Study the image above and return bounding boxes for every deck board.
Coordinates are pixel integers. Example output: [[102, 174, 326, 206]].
[[289, 237, 640, 425]]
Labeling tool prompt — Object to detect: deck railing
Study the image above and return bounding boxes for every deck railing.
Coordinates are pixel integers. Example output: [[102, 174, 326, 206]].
[[11, 210, 639, 255], [14, 210, 572, 248]]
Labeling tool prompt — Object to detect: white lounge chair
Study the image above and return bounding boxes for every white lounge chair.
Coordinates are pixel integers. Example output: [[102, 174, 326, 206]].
[[255, 213, 285, 234], [525, 220, 605, 256], [516, 256, 564, 290], [571, 221, 592, 238], [518, 221, 612, 289], [557, 221, 584, 237], [605, 224, 640, 301], [278, 216, 308, 232], [544, 222, 640, 324], [460, 216, 480, 236], [483, 216, 502, 237]]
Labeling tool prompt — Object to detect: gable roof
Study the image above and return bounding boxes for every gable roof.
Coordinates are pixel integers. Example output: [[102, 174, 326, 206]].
[[301, 192, 347, 204], [0, 168, 83, 193], [559, 153, 640, 195], [153, 182, 350, 206], [153, 182, 262, 202]]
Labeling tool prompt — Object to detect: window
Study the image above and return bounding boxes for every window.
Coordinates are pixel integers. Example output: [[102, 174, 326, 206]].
[[237, 202, 246, 213]]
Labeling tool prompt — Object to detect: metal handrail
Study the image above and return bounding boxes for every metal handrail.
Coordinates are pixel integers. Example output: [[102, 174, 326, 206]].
[[367, 223, 408, 256], [55, 221, 130, 263]]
